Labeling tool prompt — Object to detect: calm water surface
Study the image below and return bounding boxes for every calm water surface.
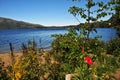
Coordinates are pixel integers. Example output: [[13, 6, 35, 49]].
[[0, 28, 118, 53]]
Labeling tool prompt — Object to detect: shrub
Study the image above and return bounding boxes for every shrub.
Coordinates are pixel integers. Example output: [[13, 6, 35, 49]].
[[50, 28, 108, 79], [83, 39, 105, 55], [107, 38, 120, 56], [8, 50, 46, 80], [52, 33, 105, 56]]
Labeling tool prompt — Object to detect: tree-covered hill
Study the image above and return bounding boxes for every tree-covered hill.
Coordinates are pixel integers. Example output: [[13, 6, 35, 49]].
[[0, 17, 44, 30]]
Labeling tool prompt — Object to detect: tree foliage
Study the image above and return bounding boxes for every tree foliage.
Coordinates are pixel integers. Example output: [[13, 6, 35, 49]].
[[68, 0, 117, 38]]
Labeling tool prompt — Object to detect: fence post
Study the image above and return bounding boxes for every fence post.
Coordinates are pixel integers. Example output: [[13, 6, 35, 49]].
[[9, 43, 14, 65], [21, 43, 28, 56], [65, 74, 72, 80], [65, 74, 78, 80]]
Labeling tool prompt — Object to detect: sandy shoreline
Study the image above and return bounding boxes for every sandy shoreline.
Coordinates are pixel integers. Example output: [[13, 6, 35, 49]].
[[0, 52, 23, 67]]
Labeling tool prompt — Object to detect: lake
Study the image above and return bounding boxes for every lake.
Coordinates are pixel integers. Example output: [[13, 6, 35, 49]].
[[0, 28, 118, 53]]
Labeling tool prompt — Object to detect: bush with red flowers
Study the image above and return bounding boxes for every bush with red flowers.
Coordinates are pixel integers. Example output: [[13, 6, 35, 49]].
[[51, 28, 120, 80]]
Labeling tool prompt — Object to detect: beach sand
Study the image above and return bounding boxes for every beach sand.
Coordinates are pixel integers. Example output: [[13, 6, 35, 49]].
[[0, 52, 22, 67]]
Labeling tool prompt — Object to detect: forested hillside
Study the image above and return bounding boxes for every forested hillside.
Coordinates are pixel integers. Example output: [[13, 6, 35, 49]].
[[0, 17, 44, 29]]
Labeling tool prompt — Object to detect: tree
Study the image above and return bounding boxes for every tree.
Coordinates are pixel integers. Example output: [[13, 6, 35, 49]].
[[68, 0, 114, 38], [108, 0, 120, 18]]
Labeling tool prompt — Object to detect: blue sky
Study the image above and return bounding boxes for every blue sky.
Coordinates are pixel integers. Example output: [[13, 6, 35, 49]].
[[0, 0, 111, 26]]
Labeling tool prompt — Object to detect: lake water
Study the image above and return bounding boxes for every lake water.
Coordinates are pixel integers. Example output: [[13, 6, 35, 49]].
[[0, 28, 118, 53]]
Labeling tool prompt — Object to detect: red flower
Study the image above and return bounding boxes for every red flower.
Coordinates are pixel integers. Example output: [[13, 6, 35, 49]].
[[84, 56, 93, 65]]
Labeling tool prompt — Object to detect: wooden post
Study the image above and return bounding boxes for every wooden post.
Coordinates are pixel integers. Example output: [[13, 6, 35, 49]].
[[65, 74, 72, 80], [9, 43, 14, 64], [21, 43, 28, 56], [65, 74, 78, 80]]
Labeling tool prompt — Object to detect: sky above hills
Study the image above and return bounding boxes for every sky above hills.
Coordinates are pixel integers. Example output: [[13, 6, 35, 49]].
[[0, 0, 111, 26]]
